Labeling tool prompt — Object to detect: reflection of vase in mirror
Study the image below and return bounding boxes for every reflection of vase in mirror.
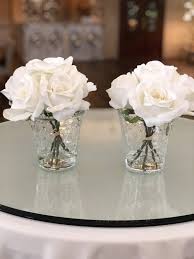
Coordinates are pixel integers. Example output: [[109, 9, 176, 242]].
[[116, 172, 177, 221], [33, 169, 84, 219]]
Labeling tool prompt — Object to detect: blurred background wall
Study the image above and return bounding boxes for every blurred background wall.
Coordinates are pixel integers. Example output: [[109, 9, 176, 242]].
[[163, 0, 189, 59], [0, 0, 191, 60], [0, 0, 194, 117], [103, 0, 120, 59]]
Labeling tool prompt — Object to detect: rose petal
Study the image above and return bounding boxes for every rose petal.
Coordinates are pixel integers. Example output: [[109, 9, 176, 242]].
[[47, 103, 71, 113], [3, 109, 32, 121], [52, 109, 76, 121], [142, 101, 189, 127], [1, 88, 11, 99], [80, 100, 90, 110], [87, 82, 97, 92], [31, 100, 44, 121]]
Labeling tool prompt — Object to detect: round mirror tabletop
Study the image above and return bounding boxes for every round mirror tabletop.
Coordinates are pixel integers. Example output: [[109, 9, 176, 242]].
[[0, 109, 194, 227]]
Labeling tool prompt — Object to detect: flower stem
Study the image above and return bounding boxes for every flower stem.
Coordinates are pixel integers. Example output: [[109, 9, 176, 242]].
[[129, 120, 160, 172], [43, 111, 73, 169], [148, 140, 158, 169], [142, 143, 148, 171], [130, 140, 147, 166]]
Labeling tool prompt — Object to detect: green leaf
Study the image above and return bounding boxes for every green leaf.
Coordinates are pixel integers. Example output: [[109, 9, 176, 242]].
[[125, 116, 141, 124], [119, 109, 142, 123], [120, 108, 133, 116]]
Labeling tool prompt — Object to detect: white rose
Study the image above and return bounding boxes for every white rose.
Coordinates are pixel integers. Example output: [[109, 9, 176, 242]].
[[40, 63, 96, 121], [106, 73, 138, 109], [134, 61, 179, 82], [175, 74, 194, 111], [26, 56, 73, 74], [129, 78, 190, 126], [1, 56, 96, 122], [108, 61, 194, 125], [1, 66, 44, 121]]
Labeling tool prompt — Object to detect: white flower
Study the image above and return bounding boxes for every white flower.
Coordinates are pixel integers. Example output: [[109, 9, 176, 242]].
[[1, 56, 96, 122], [1, 66, 44, 121], [129, 78, 190, 126], [40, 62, 96, 121], [106, 73, 138, 109], [134, 61, 179, 82], [131, 64, 194, 126], [107, 60, 194, 126], [176, 74, 194, 111], [26, 56, 73, 74]]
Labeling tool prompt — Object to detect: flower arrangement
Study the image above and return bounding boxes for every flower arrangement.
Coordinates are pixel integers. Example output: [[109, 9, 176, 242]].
[[1, 56, 96, 121], [107, 61, 194, 173], [107, 61, 194, 126], [1, 56, 96, 171]]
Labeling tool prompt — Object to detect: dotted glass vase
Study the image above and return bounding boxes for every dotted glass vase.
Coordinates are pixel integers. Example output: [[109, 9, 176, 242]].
[[119, 110, 171, 174], [31, 111, 84, 172]]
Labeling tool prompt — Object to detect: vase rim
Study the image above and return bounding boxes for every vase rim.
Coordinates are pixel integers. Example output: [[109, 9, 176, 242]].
[[34, 110, 85, 121]]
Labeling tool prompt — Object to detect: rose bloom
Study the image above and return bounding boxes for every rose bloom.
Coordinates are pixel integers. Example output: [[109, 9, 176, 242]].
[[107, 61, 194, 126], [134, 61, 179, 83], [106, 73, 138, 109], [40, 62, 96, 121], [129, 78, 190, 126], [2, 57, 96, 122], [2, 66, 44, 121]]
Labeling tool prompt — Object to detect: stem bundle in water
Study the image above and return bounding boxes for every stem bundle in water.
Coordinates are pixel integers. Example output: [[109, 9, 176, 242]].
[[120, 109, 170, 173], [129, 120, 160, 172], [43, 112, 73, 170]]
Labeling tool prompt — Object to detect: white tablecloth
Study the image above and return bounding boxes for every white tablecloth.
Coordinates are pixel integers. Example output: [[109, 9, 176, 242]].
[[0, 212, 194, 259]]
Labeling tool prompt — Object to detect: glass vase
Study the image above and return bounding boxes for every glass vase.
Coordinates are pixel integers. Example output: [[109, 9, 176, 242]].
[[31, 111, 84, 172], [119, 109, 171, 174]]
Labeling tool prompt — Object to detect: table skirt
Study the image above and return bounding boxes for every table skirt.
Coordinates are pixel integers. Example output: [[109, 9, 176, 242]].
[[0, 212, 194, 259]]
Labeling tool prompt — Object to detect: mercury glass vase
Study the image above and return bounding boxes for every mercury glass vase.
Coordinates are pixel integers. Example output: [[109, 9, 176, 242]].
[[119, 109, 171, 174], [31, 111, 84, 172]]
